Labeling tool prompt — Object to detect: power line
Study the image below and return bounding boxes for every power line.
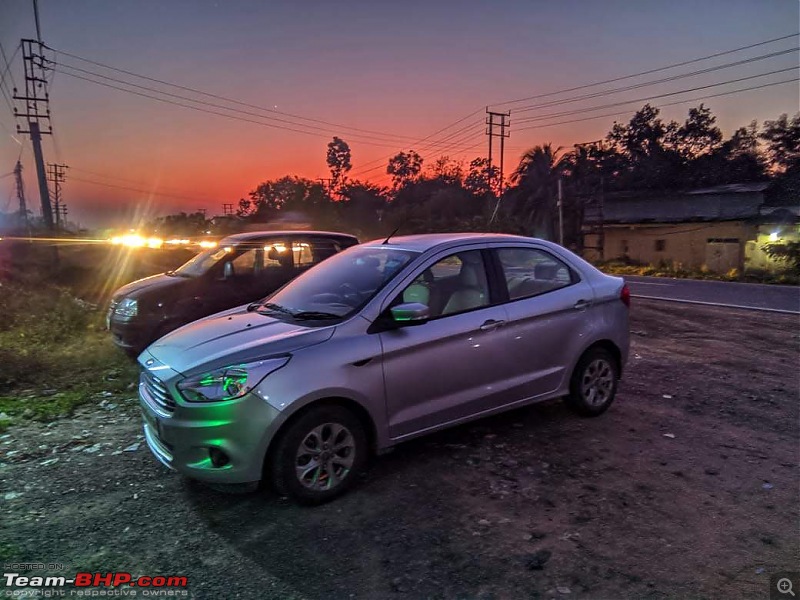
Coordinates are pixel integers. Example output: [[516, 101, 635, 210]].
[[69, 166, 235, 200], [512, 47, 798, 115], [44, 43, 424, 143], [513, 76, 799, 134], [513, 69, 799, 131], [69, 175, 228, 204], [489, 32, 799, 108]]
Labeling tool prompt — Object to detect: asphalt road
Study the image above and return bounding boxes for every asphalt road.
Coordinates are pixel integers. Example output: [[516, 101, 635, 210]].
[[624, 275, 800, 314]]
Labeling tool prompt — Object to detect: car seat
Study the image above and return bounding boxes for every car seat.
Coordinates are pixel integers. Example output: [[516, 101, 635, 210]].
[[442, 260, 487, 315]]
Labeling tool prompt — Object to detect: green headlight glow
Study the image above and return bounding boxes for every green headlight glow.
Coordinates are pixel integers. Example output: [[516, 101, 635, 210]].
[[177, 357, 289, 403]]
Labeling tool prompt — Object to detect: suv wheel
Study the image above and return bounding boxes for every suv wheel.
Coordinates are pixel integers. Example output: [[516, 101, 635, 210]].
[[270, 405, 367, 504], [566, 347, 619, 417]]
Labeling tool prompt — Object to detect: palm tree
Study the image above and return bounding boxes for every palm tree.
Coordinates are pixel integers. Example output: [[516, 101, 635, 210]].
[[508, 144, 570, 240]]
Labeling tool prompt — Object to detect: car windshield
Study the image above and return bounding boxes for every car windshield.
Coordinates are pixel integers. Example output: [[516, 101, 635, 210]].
[[170, 244, 236, 277], [258, 245, 419, 318]]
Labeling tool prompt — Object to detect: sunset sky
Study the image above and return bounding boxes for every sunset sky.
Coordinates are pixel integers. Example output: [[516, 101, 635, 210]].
[[0, 0, 798, 228]]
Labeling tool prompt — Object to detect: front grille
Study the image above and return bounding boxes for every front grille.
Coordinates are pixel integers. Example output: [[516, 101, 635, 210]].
[[140, 371, 176, 416]]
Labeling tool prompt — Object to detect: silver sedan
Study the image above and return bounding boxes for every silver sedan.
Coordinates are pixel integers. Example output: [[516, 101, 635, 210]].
[[138, 233, 630, 503]]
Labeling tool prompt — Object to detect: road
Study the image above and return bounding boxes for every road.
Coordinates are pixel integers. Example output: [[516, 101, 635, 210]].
[[623, 275, 800, 314]]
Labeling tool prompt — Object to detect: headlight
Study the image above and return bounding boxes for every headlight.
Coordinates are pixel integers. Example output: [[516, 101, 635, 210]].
[[177, 357, 290, 402], [114, 298, 138, 317]]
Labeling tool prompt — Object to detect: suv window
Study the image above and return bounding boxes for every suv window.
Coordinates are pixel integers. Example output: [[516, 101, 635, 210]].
[[496, 247, 575, 300], [397, 250, 490, 318]]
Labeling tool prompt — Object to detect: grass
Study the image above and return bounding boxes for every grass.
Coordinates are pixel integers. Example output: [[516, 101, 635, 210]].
[[594, 260, 800, 285], [0, 256, 142, 431]]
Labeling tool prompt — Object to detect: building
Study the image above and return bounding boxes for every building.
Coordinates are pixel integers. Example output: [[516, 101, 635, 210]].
[[582, 183, 799, 273]]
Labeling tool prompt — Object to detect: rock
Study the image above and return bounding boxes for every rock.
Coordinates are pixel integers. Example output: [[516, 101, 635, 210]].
[[83, 444, 102, 454], [557, 586, 572, 594], [0, 412, 10, 421], [4, 491, 22, 500], [762, 482, 774, 490], [123, 442, 141, 452], [662, 394, 673, 399], [663, 433, 676, 439], [478, 519, 491, 526], [40, 389, 58, 396], [526, 549, 552, 570], [39, 458, 59, 466], [21, 409, 34, 419]]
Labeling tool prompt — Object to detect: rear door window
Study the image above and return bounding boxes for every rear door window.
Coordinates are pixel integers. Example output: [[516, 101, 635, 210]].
[[496, 247, 576, 300]]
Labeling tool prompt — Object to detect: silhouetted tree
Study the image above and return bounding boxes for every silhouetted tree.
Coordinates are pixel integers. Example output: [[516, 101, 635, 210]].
[[760, 113, 800, 172], [387, 150, 423, 189], [326, 137, 352, 191]]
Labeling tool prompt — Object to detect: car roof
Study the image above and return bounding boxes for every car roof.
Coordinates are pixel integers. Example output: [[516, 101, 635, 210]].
[[221, 230, 358, 243], [361, 232, 546, 252]]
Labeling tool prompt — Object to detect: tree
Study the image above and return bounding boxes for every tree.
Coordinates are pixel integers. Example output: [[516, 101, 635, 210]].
[[606, 104, 682, 189], [506, 144, 570, 240], [760, 113, 800, 172], [387, 150, 423, 189], [425, 156, 463, 184], [236, 198, 253, 217], [463, 157, 498, 197], [326, 137, 352, 190], [675, 104, 722, 160]]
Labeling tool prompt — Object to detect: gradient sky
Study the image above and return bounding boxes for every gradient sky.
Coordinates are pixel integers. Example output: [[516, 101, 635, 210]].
[[1, 0, 798, 228]]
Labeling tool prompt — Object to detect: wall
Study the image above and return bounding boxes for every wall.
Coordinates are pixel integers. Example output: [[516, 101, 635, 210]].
[[584, 221, 757, 272]]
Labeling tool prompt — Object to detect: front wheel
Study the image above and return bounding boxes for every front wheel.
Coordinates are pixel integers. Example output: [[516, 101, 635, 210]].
[[565, 347, 619, 417], [269, 405, 367, 504]]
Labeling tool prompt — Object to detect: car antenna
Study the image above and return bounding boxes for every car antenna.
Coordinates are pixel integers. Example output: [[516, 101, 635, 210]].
[[382, 226, 401, 245]]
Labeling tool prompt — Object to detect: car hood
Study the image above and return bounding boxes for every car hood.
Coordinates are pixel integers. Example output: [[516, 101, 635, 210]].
[[144, 307, 335, 375], [112, 272, 187, 300]]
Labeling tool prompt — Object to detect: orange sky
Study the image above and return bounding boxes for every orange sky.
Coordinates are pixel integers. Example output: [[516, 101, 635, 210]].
[[1, 0, 798, 228]]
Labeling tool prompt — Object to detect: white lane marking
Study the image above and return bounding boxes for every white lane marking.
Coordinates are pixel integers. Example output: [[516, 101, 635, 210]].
[[628, 282, 673, 286], [632, 294, 799, 315]]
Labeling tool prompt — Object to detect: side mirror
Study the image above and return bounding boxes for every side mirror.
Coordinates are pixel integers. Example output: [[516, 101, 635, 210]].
[[390, 302, 430, 325], [223, 262, 233, 279]]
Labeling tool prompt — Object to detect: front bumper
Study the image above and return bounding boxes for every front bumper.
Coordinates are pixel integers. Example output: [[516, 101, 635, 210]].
[[138, 367, 284, 484], [109, 315, 159, 354]]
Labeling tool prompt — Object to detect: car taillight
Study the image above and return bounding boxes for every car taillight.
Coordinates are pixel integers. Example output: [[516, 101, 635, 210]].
[[620, 283, 630, 307]]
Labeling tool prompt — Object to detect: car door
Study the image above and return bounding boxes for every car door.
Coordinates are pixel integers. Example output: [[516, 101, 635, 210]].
[[379, 248, 511, 440], [489, 245, 596, 401]]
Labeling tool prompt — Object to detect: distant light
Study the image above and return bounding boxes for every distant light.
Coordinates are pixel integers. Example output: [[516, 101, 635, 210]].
[[147, 237, 163, 249], [198, 240, 217, 248], [768, 232, 779, 242]]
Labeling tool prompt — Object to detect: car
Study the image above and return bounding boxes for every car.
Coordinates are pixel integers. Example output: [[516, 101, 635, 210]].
[[108, 230, 359, 356], [137, 233, 630, 504]]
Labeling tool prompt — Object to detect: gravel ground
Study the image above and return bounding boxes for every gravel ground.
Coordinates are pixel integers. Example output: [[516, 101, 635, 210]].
[[1, 300, 798, 599]]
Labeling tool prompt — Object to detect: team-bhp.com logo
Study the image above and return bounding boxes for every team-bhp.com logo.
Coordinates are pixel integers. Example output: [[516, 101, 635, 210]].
[[3, 572, 188, 596]]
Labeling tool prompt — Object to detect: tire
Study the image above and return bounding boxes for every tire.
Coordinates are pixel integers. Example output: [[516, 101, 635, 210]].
[[270, 405, 367, 505], [565, 347, 619, 417]]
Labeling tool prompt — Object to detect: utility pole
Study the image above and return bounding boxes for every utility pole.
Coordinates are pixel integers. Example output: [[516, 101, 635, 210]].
[[487, 109, 510, 225], [13, 38, 54, 230], [573, 139, 605, 260], [557, 177, 564, 246], [222, 203, 233, 216], [47, 162, 67, 230], [13, 160, 28, 229]]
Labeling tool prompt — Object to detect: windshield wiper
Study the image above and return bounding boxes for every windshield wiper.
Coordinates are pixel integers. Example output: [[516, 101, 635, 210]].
[[291, 311, 342, 321], [250, 302, 294, 315]]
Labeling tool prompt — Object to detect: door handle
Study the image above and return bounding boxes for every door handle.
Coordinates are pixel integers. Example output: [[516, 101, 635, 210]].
[[479, 319, 505, 331], [573, 299, 591, 310]]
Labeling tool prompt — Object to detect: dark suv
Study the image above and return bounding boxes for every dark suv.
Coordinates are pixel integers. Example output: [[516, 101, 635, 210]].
[[108, 230, 358, 356]]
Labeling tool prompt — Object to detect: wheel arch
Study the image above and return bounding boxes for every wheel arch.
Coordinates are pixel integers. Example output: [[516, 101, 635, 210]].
[[578, 339, 623, 378], [260, 395, 378, 478]]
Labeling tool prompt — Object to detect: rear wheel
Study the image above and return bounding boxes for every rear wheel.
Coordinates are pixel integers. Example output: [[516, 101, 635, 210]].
[[565, 347, 619, 417], [270, 405, 367, 504]]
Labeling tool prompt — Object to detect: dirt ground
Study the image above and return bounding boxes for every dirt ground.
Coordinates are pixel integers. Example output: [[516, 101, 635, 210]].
[[1, 300, 798, 600]]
